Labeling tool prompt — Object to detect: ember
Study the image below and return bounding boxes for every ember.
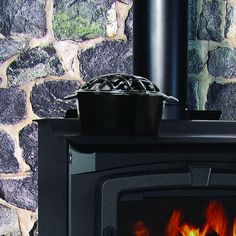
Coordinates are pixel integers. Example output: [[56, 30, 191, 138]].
[[133, 221, 150, 236]]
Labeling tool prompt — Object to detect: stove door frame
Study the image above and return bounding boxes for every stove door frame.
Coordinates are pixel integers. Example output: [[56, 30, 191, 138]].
[[99, 168, 236, 236]]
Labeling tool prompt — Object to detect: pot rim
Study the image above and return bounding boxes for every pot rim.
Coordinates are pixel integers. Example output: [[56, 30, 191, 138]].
[[76, 90, 161, 96], [64, 91, 179, 104]]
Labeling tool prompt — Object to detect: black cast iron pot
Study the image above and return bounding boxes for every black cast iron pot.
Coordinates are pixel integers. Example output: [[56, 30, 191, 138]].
[[65, 74, 178, 136]]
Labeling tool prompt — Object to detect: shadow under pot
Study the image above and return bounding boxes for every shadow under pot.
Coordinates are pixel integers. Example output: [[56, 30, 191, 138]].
[[65, 73, 178, 136]]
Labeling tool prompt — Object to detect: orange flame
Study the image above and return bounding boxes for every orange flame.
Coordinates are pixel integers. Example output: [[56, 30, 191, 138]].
[[133, 200, 235, 236], [179, 224, 209, 236], [166, 210, 181, 236], [233, 218, 236, 236], [179, 224, 200, 236], [166, 201, 231, 236], [206, 200, 228, 236], [133, 221, 150, 236]]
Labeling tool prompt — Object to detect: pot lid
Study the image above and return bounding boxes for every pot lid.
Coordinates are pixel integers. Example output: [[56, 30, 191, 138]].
[[80, 73, 160, 94]]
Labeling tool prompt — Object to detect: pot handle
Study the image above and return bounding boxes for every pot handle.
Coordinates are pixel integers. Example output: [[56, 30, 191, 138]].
[[64, 94, 77, 100], [159, 93, 179, 104], [165, 95, 179, 104]]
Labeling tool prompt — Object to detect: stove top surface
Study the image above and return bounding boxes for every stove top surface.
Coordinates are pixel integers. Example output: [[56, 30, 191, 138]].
[[37, 119, 236, 144]]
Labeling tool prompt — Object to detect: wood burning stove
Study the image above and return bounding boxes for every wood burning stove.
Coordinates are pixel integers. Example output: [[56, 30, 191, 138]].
[[37, 1, 236, 236], [37, 119, 236, 236]]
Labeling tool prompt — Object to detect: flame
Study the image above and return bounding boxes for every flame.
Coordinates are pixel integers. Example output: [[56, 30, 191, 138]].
[[179, 224, 209, 236], [166, 210, 181, 236], [179, 224, 200, 236], [233, 218, 236, 236], [133, 221, 150, 236], [166, 211, 209, 236], [206, 200, 228, 236], [132, 200, 236, 236]]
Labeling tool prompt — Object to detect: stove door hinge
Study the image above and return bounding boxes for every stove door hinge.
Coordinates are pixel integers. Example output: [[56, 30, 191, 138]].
[[189, 166, 212, 187]]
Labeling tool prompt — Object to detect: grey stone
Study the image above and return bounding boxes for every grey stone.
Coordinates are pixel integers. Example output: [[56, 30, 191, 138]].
[[53, 0, 116, 41], [206, 82, 236, 120], [30, 80, 80, 118], [0, 38, 28, 64], [188, 78, 199, 110], [125, 7, 133, 41], [7, 46, 65, 86], [189, 49, 204, 74], [189, 0, 198, 40], [225, 2, 234, 38], [208, 47, 236, 78], [118, 0, 132, 4], [0, 87, 26, 125], [80, 40, 133, 81], [0, 173, 38, 211], [224, 1, 236, 39], [0, 130, 19, 173], [0, 205, 19, 235], [0, 0, 46, 37], [198, 0, 223, 42], [19, 123, 38, 172]]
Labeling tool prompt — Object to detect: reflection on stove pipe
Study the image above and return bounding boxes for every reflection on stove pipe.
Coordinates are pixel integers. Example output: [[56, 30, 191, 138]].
[[133, 0, 189, 119]]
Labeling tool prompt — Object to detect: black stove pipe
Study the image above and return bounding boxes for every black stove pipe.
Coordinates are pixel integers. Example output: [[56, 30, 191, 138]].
[[133, 0, 189, 119]]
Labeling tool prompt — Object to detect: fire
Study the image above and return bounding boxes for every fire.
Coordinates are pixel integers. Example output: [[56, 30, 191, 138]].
[[166, 201, 231, 236], [179, 224, 201, 236], [179, 223, 209, 236], [166, 210, 181, 236], [133, 200, 236, 236], [206, 200, 228, 236], [233, 218, 236, 236], [133, 220, 150, 236]]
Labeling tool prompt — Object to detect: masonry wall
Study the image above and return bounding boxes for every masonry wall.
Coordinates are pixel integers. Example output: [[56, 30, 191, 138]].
[[0, 0, 236, 235], [189, 0, 236, 118]]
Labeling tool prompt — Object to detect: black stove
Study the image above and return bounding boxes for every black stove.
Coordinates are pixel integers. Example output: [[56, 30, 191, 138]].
[[37, 119, 236, 236], [37, 0, 236, 235]]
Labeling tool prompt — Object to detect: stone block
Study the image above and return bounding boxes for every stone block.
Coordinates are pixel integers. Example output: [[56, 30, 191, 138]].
[[19, 123, 38, 172], [198, 0, 224, 42], [125, 7, 133, 41], [0, 38, 28, 64], [0, 173, 38, 211], [0, 0, 46, 37], [80, 40, 133, 81], [30, 80, 80, 118], [7, 46, 65, 86], [0, 130, 19, 173], [206, 82, 236, 120], [0, 205, 20, 235], [208, 47, 236, 78], [189, 49, 204, 74], [53, 0, 116, 41], [0, 87, 26, 125], [189, 0, 198, 40], [188, 78, 199, 110]]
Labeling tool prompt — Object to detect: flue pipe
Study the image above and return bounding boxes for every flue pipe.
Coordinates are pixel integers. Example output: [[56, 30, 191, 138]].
[[133, 0, 189, 119]]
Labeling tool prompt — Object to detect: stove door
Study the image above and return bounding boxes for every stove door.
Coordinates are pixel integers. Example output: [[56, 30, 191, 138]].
[[100, 167, 236, 236]]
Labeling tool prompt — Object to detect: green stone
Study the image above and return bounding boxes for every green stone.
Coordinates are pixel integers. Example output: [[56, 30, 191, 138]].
[[53, 0, 112, 41]]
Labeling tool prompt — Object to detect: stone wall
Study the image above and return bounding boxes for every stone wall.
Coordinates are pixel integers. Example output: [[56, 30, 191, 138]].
[[189, 0, 236, 119], [0, 0, 236, 235], [0, 0, 132, 235]]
